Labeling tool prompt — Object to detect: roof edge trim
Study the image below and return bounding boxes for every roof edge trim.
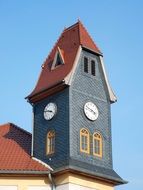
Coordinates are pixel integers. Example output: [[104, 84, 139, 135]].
[[32, 157, 53, 171], [52, 167, 128, 185], [99, 56, 117, 103], [65, 46, 82, 85], [82, 45, 103, 56], [26, 81, 65, 102], [0, 123, 32, 136]]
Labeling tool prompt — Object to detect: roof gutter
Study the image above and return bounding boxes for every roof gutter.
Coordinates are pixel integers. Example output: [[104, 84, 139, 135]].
[[0, 170, 50, 175], [26, 81, 65, 104]]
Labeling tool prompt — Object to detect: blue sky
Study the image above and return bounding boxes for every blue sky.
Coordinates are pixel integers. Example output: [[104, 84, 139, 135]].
[[0, 1, 143, 190]]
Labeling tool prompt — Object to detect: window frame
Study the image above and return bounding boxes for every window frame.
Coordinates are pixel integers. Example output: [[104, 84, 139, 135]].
[[93, 132, 103, 158], [83, 56, 97, 77], [80, 128, 90, 154], [46, 130, 55, 155]]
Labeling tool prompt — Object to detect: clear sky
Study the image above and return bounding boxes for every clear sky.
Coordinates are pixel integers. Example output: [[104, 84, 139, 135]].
[[0, 1, 143, 190]]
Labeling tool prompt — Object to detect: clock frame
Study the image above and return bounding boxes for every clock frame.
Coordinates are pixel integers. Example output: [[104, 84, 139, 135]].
[[44, 102, 57, 120], [84, 101, 99, 121]]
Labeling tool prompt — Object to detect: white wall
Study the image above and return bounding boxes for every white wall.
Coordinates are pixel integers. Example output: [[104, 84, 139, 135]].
[[56, 183, 97, 190], [28, 186, 51, 190], [0, 186, 17, 190]]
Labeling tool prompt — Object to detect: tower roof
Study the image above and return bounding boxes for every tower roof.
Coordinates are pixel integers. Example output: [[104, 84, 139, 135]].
[[27, 21, 102, 102]]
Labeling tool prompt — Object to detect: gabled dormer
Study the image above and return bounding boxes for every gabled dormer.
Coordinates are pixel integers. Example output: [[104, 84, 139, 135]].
[[51, 47, 65, 70]]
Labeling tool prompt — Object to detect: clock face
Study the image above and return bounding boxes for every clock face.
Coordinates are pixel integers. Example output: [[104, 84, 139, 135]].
[[44, 103, 57, 120], [84, 102, 99, 121]]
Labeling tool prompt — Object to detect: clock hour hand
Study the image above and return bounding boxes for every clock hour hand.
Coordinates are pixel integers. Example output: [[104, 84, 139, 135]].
[[45, 110, 53, 113], [48, 110, 53, 113]]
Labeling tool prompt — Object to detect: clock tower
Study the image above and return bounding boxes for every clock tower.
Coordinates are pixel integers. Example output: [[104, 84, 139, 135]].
[[27, 21, 126, 190]]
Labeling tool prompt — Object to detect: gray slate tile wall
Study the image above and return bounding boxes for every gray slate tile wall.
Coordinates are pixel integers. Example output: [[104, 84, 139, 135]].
[[69, 50, 113, 169]]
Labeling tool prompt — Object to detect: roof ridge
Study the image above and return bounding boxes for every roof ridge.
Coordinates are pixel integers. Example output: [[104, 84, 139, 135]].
[[0, 122, 32, 136], [10, 123, 32, 136], [79, 21, 101, 53], [0, 122, 11, 127], [63, 21, 79, 32], [77, 21, 81, 45]]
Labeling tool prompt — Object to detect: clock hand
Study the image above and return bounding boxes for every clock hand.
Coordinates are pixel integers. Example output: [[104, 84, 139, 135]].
[[86, 106, 96, 115], [44, 110, 53, 113]]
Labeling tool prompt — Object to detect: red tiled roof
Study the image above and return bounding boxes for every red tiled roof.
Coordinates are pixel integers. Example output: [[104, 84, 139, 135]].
[[0, 123, 50, 172], [27, 21, 101, 100]]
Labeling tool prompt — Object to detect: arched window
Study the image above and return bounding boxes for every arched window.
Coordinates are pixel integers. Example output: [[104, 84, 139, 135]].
[[84, 57, 88, 73], [80, 128, 90, 154], [46, 130, 55, 155], [93, 132, 102, 157], [91, 60, 96, 76]]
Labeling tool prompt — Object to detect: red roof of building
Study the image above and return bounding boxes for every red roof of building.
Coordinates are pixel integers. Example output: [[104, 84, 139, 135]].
[[0, 123, 50, 172], [27, 21, 101, 100]]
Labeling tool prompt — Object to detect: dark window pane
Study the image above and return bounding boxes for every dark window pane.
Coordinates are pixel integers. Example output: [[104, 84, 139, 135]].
[[56, 54, 62, 66], [91, 60, 96, 76], [84, 57, 88, 73], [94, 139, 100, 155]]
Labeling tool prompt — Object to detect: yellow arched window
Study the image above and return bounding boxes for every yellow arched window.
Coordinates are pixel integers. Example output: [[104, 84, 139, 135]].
[[80, 128, 90, 154], [93, 132, 102, 157], [46, 130, 55, 155]]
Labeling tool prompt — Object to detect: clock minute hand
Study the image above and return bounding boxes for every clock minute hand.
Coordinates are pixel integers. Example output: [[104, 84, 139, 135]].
[[86, 106, 96, 115]]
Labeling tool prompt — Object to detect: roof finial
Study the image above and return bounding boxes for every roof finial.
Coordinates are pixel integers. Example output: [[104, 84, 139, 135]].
[[77, 18, 81, 23]]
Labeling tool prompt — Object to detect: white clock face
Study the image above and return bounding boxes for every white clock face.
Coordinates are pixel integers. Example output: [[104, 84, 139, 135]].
[[84, 102, 99, 121], [44, 103, 57, 120]]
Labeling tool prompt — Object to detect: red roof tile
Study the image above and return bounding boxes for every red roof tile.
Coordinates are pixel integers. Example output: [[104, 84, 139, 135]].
[[0, 123, 50, 172], [27, 21, 101, 100]]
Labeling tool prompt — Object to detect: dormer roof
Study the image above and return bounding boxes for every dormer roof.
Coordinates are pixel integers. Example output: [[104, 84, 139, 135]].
[[51, 47, 65, 70]]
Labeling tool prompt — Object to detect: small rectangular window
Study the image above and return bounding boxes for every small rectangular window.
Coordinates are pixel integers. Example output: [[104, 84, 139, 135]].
[[84, 57, 88, 73], [91, 60, 96, 76], [46, 131, 55, 155]]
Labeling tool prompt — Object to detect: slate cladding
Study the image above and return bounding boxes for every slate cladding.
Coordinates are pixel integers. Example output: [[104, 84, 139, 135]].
[[33, 49, 124, 183], [33, 88, 70, 169], [69, 50, 112, 169]]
